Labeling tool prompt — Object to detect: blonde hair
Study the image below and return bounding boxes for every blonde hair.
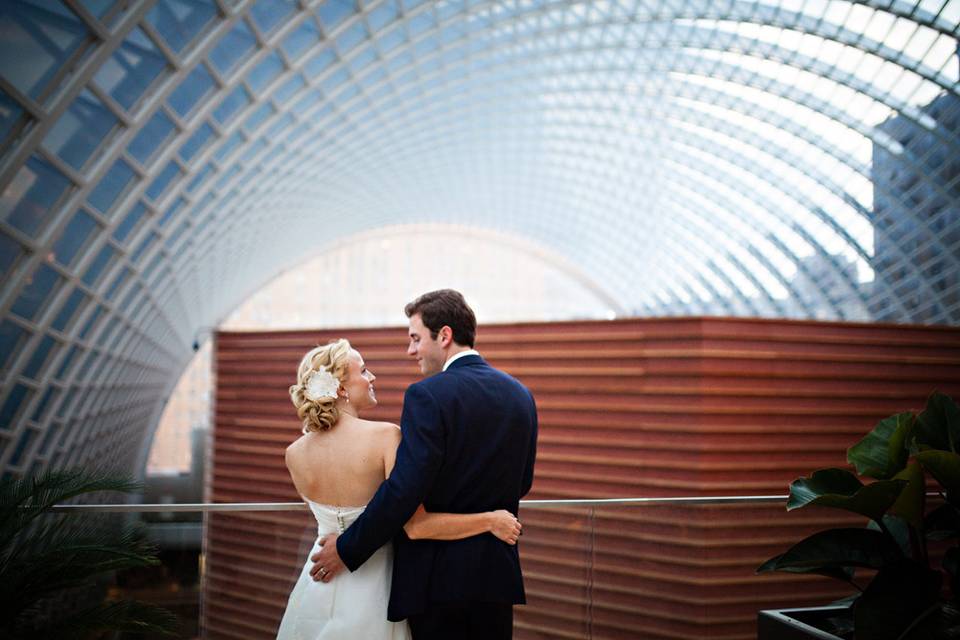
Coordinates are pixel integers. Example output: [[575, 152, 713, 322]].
[[289, 339, 352, 433]]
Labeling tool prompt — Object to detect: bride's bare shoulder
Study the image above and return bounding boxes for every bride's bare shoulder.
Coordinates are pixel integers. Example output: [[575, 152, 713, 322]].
[[356, 419, 401, 440]]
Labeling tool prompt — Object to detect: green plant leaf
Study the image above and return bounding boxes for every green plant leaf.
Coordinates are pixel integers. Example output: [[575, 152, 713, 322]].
[[848, 412, 914, 479], [756, 528, 903, 576], [917, 450, 960, 497], [916, 391, 960, 453], [787, 468, 907, 522], [890, 461, 925, 527]]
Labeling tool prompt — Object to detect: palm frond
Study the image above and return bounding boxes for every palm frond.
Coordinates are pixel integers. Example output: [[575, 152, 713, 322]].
[[0, 467, 177, 637], [0, 468, 141, 552], [13, 600, 178, 640]]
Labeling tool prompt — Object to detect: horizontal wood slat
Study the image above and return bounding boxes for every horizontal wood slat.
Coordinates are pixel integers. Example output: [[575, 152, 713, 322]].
[[204, 317, 960, 639]]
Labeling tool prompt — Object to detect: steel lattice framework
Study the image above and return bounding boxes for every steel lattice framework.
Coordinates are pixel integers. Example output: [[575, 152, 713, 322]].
[[0, 0, 958, 477]]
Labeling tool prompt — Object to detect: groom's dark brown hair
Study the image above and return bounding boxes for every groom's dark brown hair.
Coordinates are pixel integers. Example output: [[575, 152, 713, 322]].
[[404, 289, 477, 348]]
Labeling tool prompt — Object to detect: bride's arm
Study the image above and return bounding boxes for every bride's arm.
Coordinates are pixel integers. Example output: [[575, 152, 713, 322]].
[[381, 423, 522, 544]]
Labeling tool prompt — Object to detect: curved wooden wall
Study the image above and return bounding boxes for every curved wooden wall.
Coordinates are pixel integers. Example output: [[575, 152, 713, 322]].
[[202, 317, 960, 639]]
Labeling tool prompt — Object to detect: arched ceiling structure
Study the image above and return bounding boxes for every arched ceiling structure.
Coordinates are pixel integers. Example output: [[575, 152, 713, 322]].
[[0, 0, 958, 478]]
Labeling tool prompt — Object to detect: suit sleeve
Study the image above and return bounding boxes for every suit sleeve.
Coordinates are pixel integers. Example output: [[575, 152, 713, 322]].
[[520, 391, 538, 497], [337, 383, 445, 571]]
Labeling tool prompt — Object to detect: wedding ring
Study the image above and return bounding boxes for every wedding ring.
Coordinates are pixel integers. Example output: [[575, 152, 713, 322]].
[[319, 567, 327, 576]]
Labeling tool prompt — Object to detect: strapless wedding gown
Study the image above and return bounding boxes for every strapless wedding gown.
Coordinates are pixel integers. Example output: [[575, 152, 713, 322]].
[[276, 500, 411, 639]]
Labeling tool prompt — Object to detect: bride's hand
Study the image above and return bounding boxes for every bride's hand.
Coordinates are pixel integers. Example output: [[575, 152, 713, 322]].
[[489, 510, 522, 545]]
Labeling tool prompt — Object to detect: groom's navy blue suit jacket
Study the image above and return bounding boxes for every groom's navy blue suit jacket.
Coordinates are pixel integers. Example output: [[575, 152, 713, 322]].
[[336, 353, 538, 621]]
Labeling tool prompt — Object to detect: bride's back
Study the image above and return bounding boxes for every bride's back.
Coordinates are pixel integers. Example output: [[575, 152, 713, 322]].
[[285, 414, 399, 507]]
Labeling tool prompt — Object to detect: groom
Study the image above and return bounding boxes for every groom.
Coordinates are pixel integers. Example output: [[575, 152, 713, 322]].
[[310, 289, 538, 639]]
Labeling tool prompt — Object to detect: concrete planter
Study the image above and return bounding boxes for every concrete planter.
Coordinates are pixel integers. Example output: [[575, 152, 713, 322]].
[[757, 606, 849, 640]]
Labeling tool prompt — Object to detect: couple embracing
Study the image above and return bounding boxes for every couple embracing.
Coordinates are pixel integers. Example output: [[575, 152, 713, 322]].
[[276, 289, 539, 639]]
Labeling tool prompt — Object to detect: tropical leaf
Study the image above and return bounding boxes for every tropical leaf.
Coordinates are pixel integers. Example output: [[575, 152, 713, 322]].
[[0, 468, 175, 638], [0, 469, 140, 552], [41, 600, 179, 639], [890, 461, 925, 527], [787, 468, 907, 522], [848, 412, 914, 479], [917, 450, 960, 497], [756, 528, 903, 576], [916, 392, 960, 453]]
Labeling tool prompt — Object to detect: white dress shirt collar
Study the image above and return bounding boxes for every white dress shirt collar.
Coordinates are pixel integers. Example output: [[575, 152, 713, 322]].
[[442, 349, 480, 371]]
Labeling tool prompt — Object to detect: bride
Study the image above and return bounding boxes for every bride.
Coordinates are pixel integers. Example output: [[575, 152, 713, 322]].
[[276, 339, 522, 639]]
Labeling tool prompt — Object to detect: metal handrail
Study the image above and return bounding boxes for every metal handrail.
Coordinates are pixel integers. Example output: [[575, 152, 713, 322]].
[[48, 495, 791, 513]]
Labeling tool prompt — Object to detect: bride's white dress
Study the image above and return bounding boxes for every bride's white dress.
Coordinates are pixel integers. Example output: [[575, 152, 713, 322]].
[[276, 500, 411, 640]]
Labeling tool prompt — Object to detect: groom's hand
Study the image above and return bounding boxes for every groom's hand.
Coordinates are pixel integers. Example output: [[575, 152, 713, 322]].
[[310, 534, 345, 583]]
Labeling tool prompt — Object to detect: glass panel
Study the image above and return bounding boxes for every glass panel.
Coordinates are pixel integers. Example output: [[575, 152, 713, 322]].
[[0, 232, 23, 279], [168, 64, 217, 118], [81, 245, 116, 287], [11, 263, 61, 321], [0, 1, 90, 100], [131, 233, 158, 264], [52, 208, 98, 267], [367, 0, 398, 32], [407, 10, 435, 37], [208, 19, 256, 76], [23, 334, 56, 379], [241, 103, 274, 133], [349, 46, 376, 74], [127, 109, 177, 166], [113, 201, 148, 244], [77, 1, 113, 20], [266, 112, 295, 139], [0, 385, 31, 431], [246, 51, 285, 94], [94, 28, 169, 112], [54, 344, 79, 379], [42, 90, 119, 171], [273, 74, 305, 103], [321, 68, 349, 94], [77, 304, 103, 340], [164, 220, 187, 251], [0, 88, 25, 143], [281, 18, 321, 61], [185, 163, 214, 194], [248, 0, 297, 35], [87, 158, 136, 216], [145, 160, 183, 201], [336, 21, 366, 54], [146, 0, 218, 55], [178, 121, 216, 163], [304, 48, 336, 78], [30, 387, 57, 423], [159, 197, 185, 227], [0, 320, 27, 370], [211, 85, 250, 125], [105, 268, 130, 301], [318, 0, 356, 31], [213, 130, 244, 163], [142, 253, 164, 283], [50, 288, 87, 332], [1, 154, 72, 238]]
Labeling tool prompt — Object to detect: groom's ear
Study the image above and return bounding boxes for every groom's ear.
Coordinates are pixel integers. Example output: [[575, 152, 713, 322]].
[[437, 326, 453, 347]]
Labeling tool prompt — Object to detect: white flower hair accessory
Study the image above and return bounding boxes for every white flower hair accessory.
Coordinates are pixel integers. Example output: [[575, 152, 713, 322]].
[[303, 368, 340, 401]]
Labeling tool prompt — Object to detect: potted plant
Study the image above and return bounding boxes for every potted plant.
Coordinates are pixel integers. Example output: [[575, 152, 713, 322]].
[[757, 391, 960, 639], [0, 468, 177, 639]]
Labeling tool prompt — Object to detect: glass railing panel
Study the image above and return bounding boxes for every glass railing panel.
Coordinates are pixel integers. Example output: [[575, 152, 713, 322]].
[[28, 498, 893, 639]]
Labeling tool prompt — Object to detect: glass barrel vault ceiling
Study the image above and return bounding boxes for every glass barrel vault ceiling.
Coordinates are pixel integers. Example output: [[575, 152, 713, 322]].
[[0, 0, 959, 478]]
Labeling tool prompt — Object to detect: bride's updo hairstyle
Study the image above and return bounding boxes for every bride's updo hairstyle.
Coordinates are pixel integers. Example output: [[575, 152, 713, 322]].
[[289, 339, 351, 434]]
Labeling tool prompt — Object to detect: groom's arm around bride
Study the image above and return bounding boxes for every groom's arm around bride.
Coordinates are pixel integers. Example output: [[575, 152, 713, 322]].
[[311, 289, 538, 639]]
